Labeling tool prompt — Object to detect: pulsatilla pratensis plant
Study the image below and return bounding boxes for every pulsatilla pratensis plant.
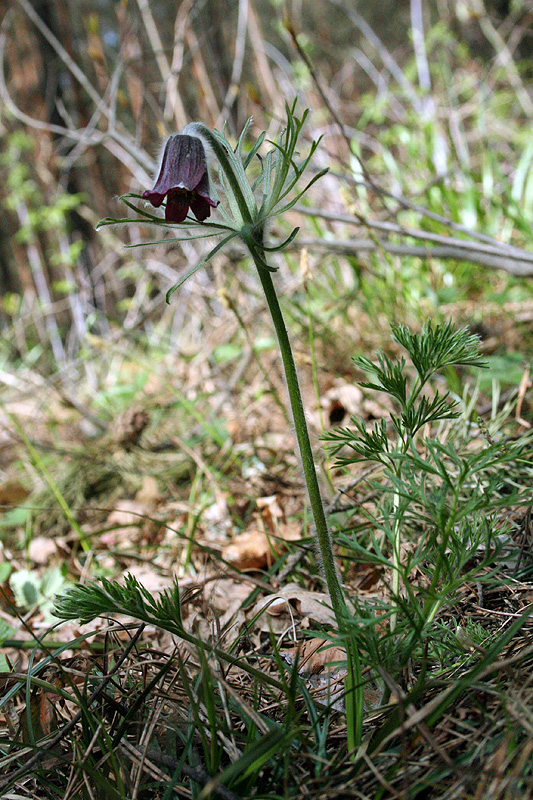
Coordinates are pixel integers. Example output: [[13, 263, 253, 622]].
[[55, 106, 500, 753], [56, 103, 372, 747], [96, 102, 347, 627]]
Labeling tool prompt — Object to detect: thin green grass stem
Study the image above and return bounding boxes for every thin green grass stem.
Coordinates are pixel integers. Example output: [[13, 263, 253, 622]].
[[304, 278, 324, 434], [182, 474, 207, 572], [224, 291, 291, 427], [390, 481, 402, 633], [423, 488, 461, 626]]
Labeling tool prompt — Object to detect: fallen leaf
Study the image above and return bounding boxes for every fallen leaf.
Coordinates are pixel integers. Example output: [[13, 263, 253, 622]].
[[222, 496, 302, 571], [102, 500, 160, 547], [0, 481, 29, 506], [280, 638, 346, 712], [199, 578, 253, 638], [109, 408, 149, 447], [278, 520, 302, 543], [135, 475, 160, 505], [348, 563, 383, 593], [118, 565, 175, 595], [281, 638, 347, 675], [102, 501, 145, 546], [20, 690, 57, 743], [251, 584, 335, 628], [280, 638, 384, 713], [28, 537, 57, 565], [320, 380, 363, 427], [223, 529, 273, 571], [256, 495, 284, 530], [362, 397, 391, 419]]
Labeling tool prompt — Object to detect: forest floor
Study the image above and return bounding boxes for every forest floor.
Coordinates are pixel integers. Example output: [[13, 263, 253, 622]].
[[1, 284, 532, 798]]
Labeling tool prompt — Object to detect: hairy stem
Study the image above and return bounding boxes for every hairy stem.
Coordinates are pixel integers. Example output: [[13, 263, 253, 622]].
[[247, 239, 364, 748], [248, 245, 346, 622]]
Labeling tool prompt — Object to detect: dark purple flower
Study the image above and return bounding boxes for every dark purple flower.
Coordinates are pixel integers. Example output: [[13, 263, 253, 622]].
[[142, 134, 218, 223]]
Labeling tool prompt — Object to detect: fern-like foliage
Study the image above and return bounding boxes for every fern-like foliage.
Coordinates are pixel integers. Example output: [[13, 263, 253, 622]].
[[354, 353, 408, 404], [325, 417, 391, 465], [397, 391, 460, 436], [323, 320, 531, 687], [324, 320, 485, 465], [55, 573, 183, 634], [391, 320, 486, 384]]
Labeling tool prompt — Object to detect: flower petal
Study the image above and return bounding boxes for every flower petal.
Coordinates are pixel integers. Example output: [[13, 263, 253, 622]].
[[165, 191, 190, 223], [153, 135, 207, 194], [195, 171, 219, 208], [141, 190, 165, 207], [189, 194, 213, 222], [142, 133, 218, 222]]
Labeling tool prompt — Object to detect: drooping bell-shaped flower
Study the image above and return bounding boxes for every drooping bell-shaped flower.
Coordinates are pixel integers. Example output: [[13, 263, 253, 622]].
[[142, 134, 219, 223]]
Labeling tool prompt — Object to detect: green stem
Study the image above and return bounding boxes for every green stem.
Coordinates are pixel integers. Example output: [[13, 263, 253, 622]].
[[248, 246, 346, 624], [250, 244, 364, 747], [390, 476, 402, 633], [422, 487, 460, 626]]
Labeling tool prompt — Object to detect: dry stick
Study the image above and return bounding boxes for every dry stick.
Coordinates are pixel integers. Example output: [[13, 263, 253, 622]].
[[165, 0, 194, 123], [295, 204, 533, 262], [217, 0, 249, 127], [247, 2, 280, 111], [284, 17, 357, 162], [475, 0, 533, 118], [128, 745, 242, 800], [14, 0, 101, 111], [220, 291, 292, 426], [13, 0, 154, 174], [14, 200, 66, 368], [360, 49, 408, 119], [59, 57, 125, 171], [294, 236, 533, 278], [0, 16, 152, 185], [410, 0, 447, 175], [287, 2, 418, 181], [0, 22, 96, 139], [372, 635, 533, 764], [322, 159, 523, 252], [286, 9, 531, 269], [0, 625, 146, 794], [185, 27, 221, 122], [410, 0, 432, 102], [285, 11, 420, 232], [327, 0, 423, 114], [293, 167, 533, 274], [135, 0, 187, 130], [366, 181, 521, 251]]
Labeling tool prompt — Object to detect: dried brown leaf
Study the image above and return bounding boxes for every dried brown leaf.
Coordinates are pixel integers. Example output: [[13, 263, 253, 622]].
[[222, 497, 302, 571], [27, 536, 57, 565], [223, 529, 273, 571], [251, 584, 335, 628]]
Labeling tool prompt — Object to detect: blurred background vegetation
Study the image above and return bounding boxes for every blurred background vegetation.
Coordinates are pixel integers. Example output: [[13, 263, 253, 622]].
[[2, 0, 533, 367]]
